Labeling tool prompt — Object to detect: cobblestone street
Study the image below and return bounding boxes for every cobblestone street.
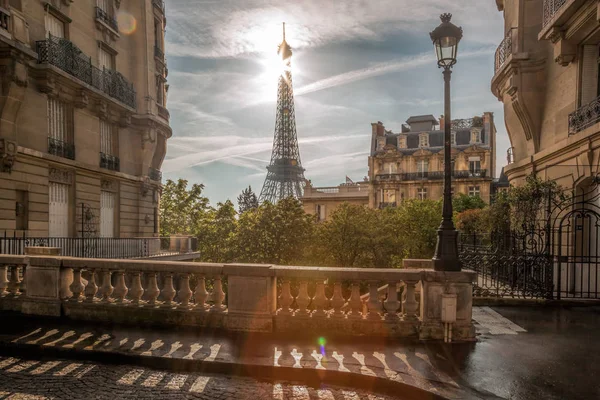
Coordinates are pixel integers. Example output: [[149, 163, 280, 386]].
[[0, 356, 397, 400]]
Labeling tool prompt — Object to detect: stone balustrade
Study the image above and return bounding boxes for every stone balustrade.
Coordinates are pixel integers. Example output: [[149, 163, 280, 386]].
[[0, 255, 475, 341]]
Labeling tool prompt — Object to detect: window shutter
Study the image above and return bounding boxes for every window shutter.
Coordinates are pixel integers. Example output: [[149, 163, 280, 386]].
[[581, 45, 599, 105]]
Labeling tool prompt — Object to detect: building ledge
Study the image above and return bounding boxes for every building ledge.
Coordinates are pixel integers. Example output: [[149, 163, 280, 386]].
[[538, 0, 589, 41]]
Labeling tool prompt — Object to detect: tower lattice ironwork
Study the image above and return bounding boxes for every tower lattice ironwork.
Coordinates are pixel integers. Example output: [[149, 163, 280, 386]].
[[259, 23, 305, 203]]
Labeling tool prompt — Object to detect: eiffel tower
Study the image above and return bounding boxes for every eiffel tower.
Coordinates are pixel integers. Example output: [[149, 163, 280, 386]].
[[259, 23, 305, 203]]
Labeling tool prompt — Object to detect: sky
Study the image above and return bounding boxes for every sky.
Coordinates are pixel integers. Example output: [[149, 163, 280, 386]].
[[161, 0, 508, 205]]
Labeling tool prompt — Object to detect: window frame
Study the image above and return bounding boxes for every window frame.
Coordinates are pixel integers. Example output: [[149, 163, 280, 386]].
[[417, 187, 428, 200]]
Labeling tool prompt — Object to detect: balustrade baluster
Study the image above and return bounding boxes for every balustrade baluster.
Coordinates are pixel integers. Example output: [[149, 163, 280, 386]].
[[348, 283, 363, 319], [295, 281, 311, 316], [366, 281, 383, 320], [0, 265, 8, 296], [84, 270, 98, 302], [402, 280, 419, 320], [99, 270, 113, 302], [146, 272, 160, 305], [113, 270, 128, 303], [19, 266, 26, 294], [7, 265, 20, 295], [330, 282, 345, 318], [193, 275, 208, 310], [312, 280, 327, 317], [277, 279, 293, 315], [383, 282, 400, 320], [69, 268, 84, 301], [161, 273, 176, 307], [211, 277, 225, 312], [128, 271, 144, 304], [178, 273, 192, 308]]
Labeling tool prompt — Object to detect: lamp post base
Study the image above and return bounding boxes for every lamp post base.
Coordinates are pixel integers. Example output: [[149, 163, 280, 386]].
[[432, 228, 461, 272]]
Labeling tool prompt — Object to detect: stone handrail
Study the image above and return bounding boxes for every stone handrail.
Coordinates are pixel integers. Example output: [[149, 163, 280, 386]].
[[0, 255, 475, 340]]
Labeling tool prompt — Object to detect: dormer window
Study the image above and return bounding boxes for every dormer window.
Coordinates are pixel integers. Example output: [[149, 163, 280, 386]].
[[419, 133, 429, 147], [470, 128, 482, 144], [398, 136, 407, 149], [376, 137, 386, 151], [383, 162, 397, 174]]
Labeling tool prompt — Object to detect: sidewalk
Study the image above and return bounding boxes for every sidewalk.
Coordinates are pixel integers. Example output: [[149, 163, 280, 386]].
[[0, 313, 499, 400]]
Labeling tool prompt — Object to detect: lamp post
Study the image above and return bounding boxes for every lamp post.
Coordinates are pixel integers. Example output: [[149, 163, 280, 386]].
[[430, 13, 463, 272]]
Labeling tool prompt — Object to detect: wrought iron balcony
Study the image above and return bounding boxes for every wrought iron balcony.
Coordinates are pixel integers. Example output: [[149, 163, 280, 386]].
[[452, 117, 484, 130], [36, 35, 136, 109], [152, 0, 165, 12], [378, 202, 397, 209], [0, 6, 10, 35], [149, 167, 162, 182], [543, 0, 568, 27], [95, 7, 118, 32], [154, 45, 164, 61], [455, 169, 488, 179], [569, 96, 600, 135], [100, 152, 120, 172], [494, 30, 513, 72], [375, 173, 402, 181], [48, 137, 75, 160], [403, 172, 445, 181]]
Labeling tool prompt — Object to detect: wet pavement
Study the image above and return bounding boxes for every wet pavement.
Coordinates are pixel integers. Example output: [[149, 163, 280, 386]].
[[0, 305, 598, 400]]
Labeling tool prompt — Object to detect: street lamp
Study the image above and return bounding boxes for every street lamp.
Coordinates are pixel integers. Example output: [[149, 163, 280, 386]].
[[430, 13, 463, 272]]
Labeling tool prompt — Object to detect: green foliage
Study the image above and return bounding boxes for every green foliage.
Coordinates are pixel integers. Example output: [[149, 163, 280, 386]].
[[237, 186, 259, 214], [197, 200, 238, 262], [452, 193, 486, 214], [456, 208, 490, 234], [393, 199, 442, 260], [159, 179, 209, 237]]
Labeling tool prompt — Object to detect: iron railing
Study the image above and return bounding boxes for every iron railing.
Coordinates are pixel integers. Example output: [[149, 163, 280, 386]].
[[149, 167, 162, 182], [95, 6, 118, 32], [569, 95, 600, 135], [378, 202, 397, 209], [376, 170, 488, 182], [0, 6, 10, 34], [494, 30, 513, 72], [452, 117, 483, 130], [543, 0, 568, 27], [154, 45, 164, 60], [100, 152, 120, 171], [48, 137, 75, 160], [152, 0, 165, 12], [36, 35, 136, 109]]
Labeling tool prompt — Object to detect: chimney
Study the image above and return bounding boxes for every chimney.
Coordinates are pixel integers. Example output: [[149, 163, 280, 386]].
[[439, 115, 445, 130], [377, 121, 385, 136]]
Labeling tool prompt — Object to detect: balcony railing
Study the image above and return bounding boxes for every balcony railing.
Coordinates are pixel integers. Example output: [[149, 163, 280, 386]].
[[36, 35, 136, 109], [48, 137, 75, 160], [95, 6, 118, 32], [0, 6, 10, 35], [569, 95, 600, 135], [149, 167, 162, 182], [100, 152, 120, 172], [379, 202, 397, 209], [154, 45, 164, 61], [157, 103, 170, 121], [152, 0, 165, 12], [379, 170, 488, 182], [543, 0, 568, 27], [495, 30, 514, 72]]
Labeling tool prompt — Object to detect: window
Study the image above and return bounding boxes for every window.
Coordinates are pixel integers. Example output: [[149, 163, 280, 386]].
[[316, 204, 326, 221], [399, 192, 405, 202], [470, 129, 481, 144], [451, 131, 456, 145], [419, 133, 429, 147], [156, 76, 166, 106], [98, 46, 114, 71], [100, 190, 115, 238], [45, 13, 65, 38], [376, 137, 386, 151], [469, 157, 481, 175], [417, 160, 429, 176], [97, 0, 111, 13], [383, 189, 396, 203], [15, 190, 28, 231], [49, 182, 69, 237], [417, 188, 427, 200], [469, 186, 480, 197], [383, 162, 397, 174], [398, 136, 407, 149], [581, 44, 600, 105], [154, 19, 164, 50], [48, 98, 72, 143], [100, 120, 115, 155]]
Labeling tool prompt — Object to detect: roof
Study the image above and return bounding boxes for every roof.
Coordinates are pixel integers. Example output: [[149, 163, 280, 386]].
[[406, 115, 439, 125]]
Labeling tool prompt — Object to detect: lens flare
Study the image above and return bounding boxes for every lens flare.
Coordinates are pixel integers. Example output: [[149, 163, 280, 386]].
[[117, 11, 137, 35], [318, 337, 326, 356]]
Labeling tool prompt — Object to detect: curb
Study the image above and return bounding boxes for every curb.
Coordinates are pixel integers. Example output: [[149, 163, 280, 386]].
[[0, 342, 454, 400], [473, 297, 600, 307]]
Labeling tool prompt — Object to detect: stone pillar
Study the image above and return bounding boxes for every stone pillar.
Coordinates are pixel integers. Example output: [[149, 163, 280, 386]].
[[419, 270, 476, 341], [223, 264, 275, 332], [21, 256, 63, 317]]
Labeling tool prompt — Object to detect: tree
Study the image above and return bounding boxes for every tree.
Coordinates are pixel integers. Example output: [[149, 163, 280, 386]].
[[237, 186, 259, 214], [453, 193, 487, 214], [197, 200, 237, 262], [456, 208, 490, 234], [159, 179, 209, 237], [394, 199, 443, 259]]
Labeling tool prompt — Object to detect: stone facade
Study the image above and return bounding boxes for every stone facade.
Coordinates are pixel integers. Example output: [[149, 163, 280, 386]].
[[0, 0, 170, 238], [301, 180, 369, 221], [492, 0, 600, 193]]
